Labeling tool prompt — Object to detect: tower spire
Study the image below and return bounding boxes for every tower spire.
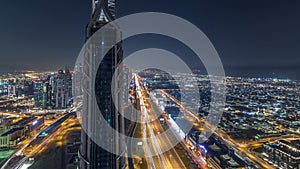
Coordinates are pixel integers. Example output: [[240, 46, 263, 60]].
[[91, 0, 116, 23]]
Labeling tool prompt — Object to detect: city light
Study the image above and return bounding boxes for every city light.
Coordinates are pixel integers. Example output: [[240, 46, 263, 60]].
[[0, 1, 298, 169]]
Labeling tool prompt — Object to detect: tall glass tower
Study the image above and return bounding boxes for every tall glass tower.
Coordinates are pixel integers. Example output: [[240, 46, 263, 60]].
[[78, 0, 125, 169]]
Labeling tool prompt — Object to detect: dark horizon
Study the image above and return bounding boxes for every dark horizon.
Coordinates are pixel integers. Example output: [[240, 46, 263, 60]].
[[0, 1, 299, 80]]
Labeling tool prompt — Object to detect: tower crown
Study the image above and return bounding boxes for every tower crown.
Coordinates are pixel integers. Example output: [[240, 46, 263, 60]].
[[92, 0, 116, 22]]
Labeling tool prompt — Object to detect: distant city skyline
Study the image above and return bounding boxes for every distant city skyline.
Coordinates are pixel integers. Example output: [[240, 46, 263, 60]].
[[0, 1, 299, 167], [0, 1, 299, 79]]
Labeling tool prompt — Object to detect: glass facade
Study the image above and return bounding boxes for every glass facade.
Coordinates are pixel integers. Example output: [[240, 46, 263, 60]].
[[79, 0, 125, 169]]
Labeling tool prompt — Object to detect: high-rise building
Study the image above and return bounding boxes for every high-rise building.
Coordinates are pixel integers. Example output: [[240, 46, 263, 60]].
[[123, 65, 131, 105], [79, 0, 125, 169], [49, 73, 56, 107], [7, 85, 16, 97], [64, 67, 72, 102], [33, 81, 48, 108], [52, 69, 73, 109], [0, 80, 8, 96], [55, 69, 66, 108]]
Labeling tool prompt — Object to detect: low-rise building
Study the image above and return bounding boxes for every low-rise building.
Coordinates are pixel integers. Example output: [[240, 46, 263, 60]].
[[264, 140, 300, 169]]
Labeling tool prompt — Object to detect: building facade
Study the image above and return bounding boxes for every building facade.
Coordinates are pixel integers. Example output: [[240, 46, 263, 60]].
[[79, 0, 125, 169], [33, 69, 72, 109], [33, 81, 48, 108], [264, 140, 300, 169]]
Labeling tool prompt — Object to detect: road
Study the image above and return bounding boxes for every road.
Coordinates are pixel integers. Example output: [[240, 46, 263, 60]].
[[148, 103, 187, 169], [29, 118, 81, 169], [151, 90, 208, 169], [13, 115, 78, 169], [0, 112, 75, 169], [135, 74, 187, 169], [135, 75, 157, 169], [160, 89, 277, 169]]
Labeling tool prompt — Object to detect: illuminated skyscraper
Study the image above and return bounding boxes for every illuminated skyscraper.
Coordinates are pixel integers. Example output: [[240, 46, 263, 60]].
[[33, 81, 48, 108], [55, 69, 66, 108], [64, 67, 72, 102], [52, 69, 72, 108], [79, 0, 125, 169]]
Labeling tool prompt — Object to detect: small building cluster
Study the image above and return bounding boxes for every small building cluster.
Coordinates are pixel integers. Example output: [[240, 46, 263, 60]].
[[0, 116, 44, 148], [33, 68, 72, 109], [263, 140, 300, 169]]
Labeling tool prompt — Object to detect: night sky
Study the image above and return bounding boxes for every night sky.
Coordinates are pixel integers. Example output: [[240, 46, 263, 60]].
[[0, 1, 299, 79]]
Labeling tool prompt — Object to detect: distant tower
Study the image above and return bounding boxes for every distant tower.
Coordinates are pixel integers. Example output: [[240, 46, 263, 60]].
[[55, 69, 65, 108], [33, 81, 48, 108], [79, 0, 125, 169], [7, 85, 16, 98], [52, 69, 72, 108], [64, 67, 72, 103], [49, 73, 56, 107]]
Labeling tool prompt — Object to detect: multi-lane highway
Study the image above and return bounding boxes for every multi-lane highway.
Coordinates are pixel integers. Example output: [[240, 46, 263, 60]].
[[135, 74, 187, 169], [159, 89, 278, 169], [135, 75, 157, 169], [0, 112, 75, 169], [148, 102, 187, 169]]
